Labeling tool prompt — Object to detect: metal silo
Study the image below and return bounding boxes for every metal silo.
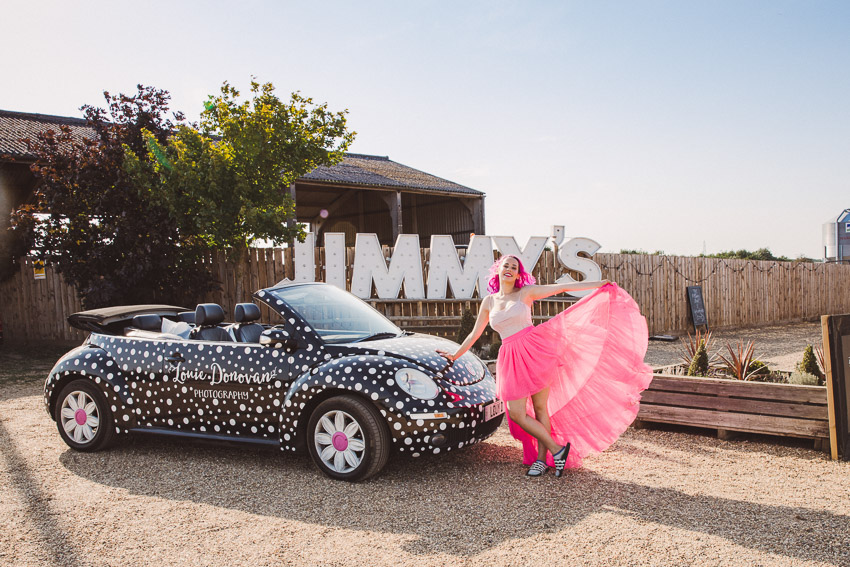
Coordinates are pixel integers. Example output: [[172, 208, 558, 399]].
[[824, 209, 850, 262]]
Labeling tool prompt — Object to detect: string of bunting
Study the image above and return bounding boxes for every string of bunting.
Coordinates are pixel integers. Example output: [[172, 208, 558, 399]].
[[594, 255, 829, 284]]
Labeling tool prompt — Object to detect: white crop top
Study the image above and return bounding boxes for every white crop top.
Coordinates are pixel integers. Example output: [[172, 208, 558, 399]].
[[489, 300, 533, 339]]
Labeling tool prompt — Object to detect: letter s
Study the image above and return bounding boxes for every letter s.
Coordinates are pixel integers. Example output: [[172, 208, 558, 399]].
[[556, 237, 602, 298]]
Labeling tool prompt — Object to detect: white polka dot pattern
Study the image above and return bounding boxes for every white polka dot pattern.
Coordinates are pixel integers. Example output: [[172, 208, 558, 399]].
[[43, 284, 505, 468]]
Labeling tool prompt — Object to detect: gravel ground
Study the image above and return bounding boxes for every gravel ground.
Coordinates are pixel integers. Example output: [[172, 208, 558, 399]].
[[1, 326, 848, 567], [645, 321, 824, 372]]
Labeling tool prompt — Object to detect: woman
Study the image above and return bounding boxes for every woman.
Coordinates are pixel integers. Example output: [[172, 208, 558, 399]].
[[438, 255, 653, 477]]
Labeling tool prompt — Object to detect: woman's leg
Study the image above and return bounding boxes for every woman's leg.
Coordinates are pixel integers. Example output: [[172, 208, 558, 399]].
[[531, 387, 552, 461], [507, 396, 562, 456]]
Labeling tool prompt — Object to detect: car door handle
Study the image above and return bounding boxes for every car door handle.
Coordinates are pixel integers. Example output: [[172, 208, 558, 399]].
[[165, 354, 185, 363]]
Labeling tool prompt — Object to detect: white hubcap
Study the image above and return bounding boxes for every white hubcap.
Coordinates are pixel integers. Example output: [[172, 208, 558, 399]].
[[60, 391, 100, 444], [314, 410, 366, 473]]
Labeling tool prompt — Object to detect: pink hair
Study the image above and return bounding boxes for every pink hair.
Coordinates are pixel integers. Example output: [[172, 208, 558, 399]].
[[487, 255, 536, 294]]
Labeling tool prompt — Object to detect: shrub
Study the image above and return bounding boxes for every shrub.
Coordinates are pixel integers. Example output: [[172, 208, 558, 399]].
[[457, 310, 475, 344], [717, 340, 761, 380], [798, 345, 824, 382], [687, 343, 709, 376], [678, 329, 717, 367], [788, 371, 820, 386], [747, 360, 769, 376], [481, 341, 502, 360]]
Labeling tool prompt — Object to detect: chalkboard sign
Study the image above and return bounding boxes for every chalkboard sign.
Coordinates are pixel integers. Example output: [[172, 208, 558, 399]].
[[686, 285, 708, 330]]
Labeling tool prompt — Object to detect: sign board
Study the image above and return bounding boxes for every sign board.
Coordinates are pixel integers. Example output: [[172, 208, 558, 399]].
[[284, 226, 603, 300], [33, 260, 45, 280], [821, 314, 850, 460], [686, 285, 708, 330]]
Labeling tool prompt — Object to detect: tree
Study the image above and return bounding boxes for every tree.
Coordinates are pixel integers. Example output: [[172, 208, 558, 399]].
[[130, 80, 355, 247], [13, 81, 354, 308], [12, 86, 212, 308], [700, 248, 791, 262]]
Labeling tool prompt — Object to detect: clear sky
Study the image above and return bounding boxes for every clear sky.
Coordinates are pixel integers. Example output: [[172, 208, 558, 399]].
[[3, 1, 848, 259]]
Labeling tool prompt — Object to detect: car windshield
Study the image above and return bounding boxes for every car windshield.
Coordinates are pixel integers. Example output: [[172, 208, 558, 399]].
[[266, 285, 402, 344]]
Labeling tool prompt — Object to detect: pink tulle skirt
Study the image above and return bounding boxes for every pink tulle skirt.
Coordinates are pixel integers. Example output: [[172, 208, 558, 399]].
[[496, 283, 653, 469]]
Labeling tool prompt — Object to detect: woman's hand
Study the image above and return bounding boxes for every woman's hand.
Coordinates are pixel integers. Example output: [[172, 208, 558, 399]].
[[437, 349, 457, 363]]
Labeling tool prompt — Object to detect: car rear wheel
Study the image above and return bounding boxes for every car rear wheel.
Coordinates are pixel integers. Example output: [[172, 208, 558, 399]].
[[307, 395, 390, 482], [55, 379, 115, 452]]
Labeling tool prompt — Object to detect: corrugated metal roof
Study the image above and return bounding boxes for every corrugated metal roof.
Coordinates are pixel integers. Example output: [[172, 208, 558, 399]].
[[0, 110, 482, 196]]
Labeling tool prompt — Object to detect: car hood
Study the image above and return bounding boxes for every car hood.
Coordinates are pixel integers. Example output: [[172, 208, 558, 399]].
[[325, 333, 487, 385]]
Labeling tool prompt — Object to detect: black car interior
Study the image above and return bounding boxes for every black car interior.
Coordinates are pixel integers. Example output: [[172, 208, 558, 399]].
[[121, 303, 272, 343]]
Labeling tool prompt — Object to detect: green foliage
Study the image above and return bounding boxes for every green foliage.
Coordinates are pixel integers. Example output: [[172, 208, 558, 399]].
[[798, 345, 824, 383], [457, 310, 475, 345], [12, 80, 354, 308], [12, 86, 213, 307], [788, 371, 820, 386], [618, 249, 665, 255], [717, 339, 761, 380], [678, 329, 716, 367], [687, 343, 709, 376], [700, 248, 791, 262], [481, 340, 502, 360], [747, 360, 769, 376], [457, 309, 490, 353], [128, 79, 355, 248]]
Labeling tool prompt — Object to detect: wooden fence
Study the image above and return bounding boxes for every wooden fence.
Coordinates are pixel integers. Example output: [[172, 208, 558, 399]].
[[3, 248, 850, 344]]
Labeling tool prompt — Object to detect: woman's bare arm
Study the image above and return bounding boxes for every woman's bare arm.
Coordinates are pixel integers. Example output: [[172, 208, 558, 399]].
[[521, 279, 609, 302], [437, 295, 492, 361]]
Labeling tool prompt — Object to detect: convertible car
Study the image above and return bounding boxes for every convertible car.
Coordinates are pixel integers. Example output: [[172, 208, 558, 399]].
[[44, 282, 504, 481]]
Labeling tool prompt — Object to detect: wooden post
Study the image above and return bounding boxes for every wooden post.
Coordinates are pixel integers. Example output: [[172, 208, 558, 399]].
[[821, 314, 840, 460]]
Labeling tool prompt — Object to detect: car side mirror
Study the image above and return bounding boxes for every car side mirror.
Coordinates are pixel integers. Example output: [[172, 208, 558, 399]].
[[259, 329, 299, 350]]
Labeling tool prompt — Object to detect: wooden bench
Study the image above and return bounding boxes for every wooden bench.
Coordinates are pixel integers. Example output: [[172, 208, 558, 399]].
[[635, 374, 830, 450]]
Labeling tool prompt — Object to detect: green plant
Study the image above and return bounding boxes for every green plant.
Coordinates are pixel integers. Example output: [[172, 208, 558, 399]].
[[717, 340, 762, 380], [788, 371, 820, 386], [798, 345, 824, 382], [477, 341, 502, 360], [678, 329, 716, 366], [687, 343, 709, 376], [747, 360, 769, 376], [457, 310, 475, 345]]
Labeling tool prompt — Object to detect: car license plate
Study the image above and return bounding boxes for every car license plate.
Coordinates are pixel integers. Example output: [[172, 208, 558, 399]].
[[484, 399, 504, 421]]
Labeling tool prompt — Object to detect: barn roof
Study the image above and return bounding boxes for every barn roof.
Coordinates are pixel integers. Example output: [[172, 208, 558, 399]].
[[0, 109, 482, 196], [0, 109, 93, 160], [300, 153, 481, 196]]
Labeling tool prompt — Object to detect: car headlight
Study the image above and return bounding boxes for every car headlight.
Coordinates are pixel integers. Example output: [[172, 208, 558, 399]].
[[395, 368, 440, 400]]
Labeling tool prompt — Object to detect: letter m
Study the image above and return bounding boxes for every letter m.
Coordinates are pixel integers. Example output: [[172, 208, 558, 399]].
[[427, 235, 493, 299], [350, 234, 425, 299]]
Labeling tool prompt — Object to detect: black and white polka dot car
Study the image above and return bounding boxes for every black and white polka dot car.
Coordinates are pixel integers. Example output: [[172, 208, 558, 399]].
[[44, 282, 505, 481]]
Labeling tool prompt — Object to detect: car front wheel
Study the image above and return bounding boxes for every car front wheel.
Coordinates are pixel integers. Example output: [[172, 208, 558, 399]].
[[55, 379, 115, 451], [307, 395, 390, 482]]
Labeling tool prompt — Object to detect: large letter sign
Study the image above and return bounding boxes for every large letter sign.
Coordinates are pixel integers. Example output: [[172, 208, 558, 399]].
[[492, 236, 549, 272], [426, 235, 493, 299], [350, 234, 425, 299], [276, 227, 603, 300], [324, 232, 347, 289], [555, 237, 602, 298], [293, 232, 316, 282]]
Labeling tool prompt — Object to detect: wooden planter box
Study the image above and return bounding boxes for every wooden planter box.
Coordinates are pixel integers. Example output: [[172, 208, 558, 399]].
[[636, 373, 830, 450]]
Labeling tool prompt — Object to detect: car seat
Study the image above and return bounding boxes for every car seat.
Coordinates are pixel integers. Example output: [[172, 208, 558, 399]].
[[190, 304, 232, 342], [231, 303, 264, 343], [132, 314, 162, 331]]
